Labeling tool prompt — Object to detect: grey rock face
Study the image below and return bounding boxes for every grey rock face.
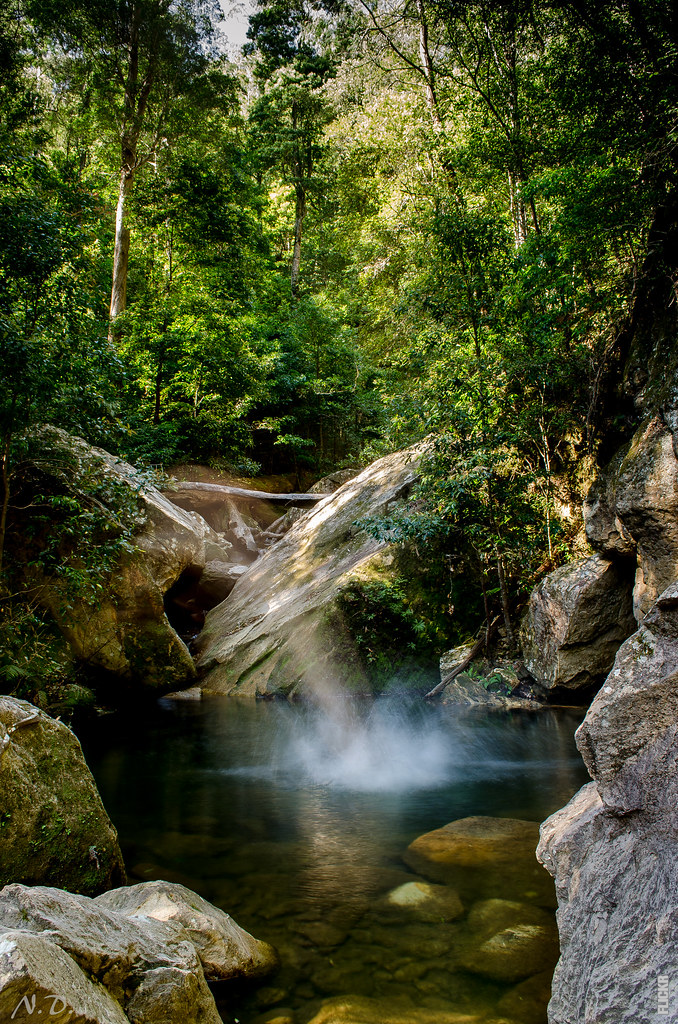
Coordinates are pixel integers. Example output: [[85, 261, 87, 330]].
[[195, 443, 425, 697], [0, 697, 125, 895], [584, 415, 678, 620], [0, 881, 277, 1024], [538, 583, 678, 1023], [521, 554, 636, 696], [0, 930, 129, 1024]]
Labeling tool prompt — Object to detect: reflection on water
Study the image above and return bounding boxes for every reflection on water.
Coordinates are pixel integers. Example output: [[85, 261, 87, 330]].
[[78, 697, 589, 1024]]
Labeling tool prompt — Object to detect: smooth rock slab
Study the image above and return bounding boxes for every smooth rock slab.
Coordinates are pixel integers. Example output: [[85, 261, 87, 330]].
[[0, 930, 129, 1024], [0, 697, 125, 895], [195, 442, 426, 697], [95, 880, 278, 979], [404, 817, 555, 907]]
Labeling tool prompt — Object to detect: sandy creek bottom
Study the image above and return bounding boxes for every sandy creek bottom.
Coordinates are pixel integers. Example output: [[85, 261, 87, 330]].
[[78, 695, 589, 1024]]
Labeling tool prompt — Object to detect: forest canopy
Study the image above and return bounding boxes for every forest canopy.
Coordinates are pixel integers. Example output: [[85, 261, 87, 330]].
[[1, 0, 677, 668]]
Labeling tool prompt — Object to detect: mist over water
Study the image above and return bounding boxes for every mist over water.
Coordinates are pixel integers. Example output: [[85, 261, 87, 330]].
[[279, 693, 460, 792]]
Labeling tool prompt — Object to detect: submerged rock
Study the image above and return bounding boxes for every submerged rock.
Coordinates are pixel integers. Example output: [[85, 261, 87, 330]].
[[0, 696, 125, 895], [0, 881, 277, 1024], [538, 582, 678, 1023], [460, 899, 558, 985], [195, 443, 425, 697], [459, 922, 558, 983], [495, 970, 553, 1024], [306, 994, 485, 1024], [404, 817, 554, 908], [521, 554, 635, 698], [385, 881, 464, 922]]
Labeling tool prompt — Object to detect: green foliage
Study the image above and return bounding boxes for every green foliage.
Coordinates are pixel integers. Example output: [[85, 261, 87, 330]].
[[337, 574, 442, 691]]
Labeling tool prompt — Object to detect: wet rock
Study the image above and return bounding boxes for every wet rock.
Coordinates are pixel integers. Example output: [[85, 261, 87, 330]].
[[385, 881, 464, 922], [521, 554, 636, 697], [251, 1010, 295, 1024], [537, 583, 678, 1023], [584, 415, 678, 620], [0, 697, 125, 895], [404, 817, 554, 907], [253, 986, 290, 1008], [306, 994, 484, 1023], [95, 880, 278, 980], [0, 929, 129, 1024], [162, 686, 202, 701], [293, 920, 347, 948], [195, 443, 426, 697]]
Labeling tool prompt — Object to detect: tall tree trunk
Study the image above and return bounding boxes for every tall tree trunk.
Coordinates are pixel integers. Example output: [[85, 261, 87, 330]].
[[496, 551, 515, 648], [0, 425, 13, 580], [291, 183, 306, 294], [508, 169, 528, 249], [108, 158, 135, 342], [416, 0, 442, 129], [153, 339, 165, 424]]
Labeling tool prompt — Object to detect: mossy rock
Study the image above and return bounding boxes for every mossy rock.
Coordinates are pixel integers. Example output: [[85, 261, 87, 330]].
[[0, 696, 125, 895]]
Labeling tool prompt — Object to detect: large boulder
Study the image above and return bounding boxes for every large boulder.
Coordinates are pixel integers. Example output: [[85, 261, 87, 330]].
[[11, 427, 221, 690], [584, 415, 678, 620], [0, 881, 277, 1024], [537, 582, 678, 1023], [0, 696, 125, 895], [195, 443, 425, 697], [94, 880, 277, 981], [520, 554, 635, 698]]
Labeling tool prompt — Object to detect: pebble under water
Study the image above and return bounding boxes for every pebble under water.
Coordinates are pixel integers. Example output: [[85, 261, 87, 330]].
[[78, 694, 589, 1024]]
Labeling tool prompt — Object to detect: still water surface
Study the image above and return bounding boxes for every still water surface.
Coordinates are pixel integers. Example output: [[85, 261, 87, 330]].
[[78, 696, 589, 1023]]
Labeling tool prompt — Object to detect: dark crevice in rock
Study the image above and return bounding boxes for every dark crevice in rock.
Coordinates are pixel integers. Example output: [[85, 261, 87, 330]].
[[163, 566, 222, 645]]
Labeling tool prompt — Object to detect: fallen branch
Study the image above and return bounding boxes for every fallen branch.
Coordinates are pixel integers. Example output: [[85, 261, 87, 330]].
[[424, 615, 502, 700], [169, 481, 331, 505]]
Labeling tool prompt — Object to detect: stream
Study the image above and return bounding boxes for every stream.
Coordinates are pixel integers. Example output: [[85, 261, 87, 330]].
[[78, 695, 589, 1024]]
